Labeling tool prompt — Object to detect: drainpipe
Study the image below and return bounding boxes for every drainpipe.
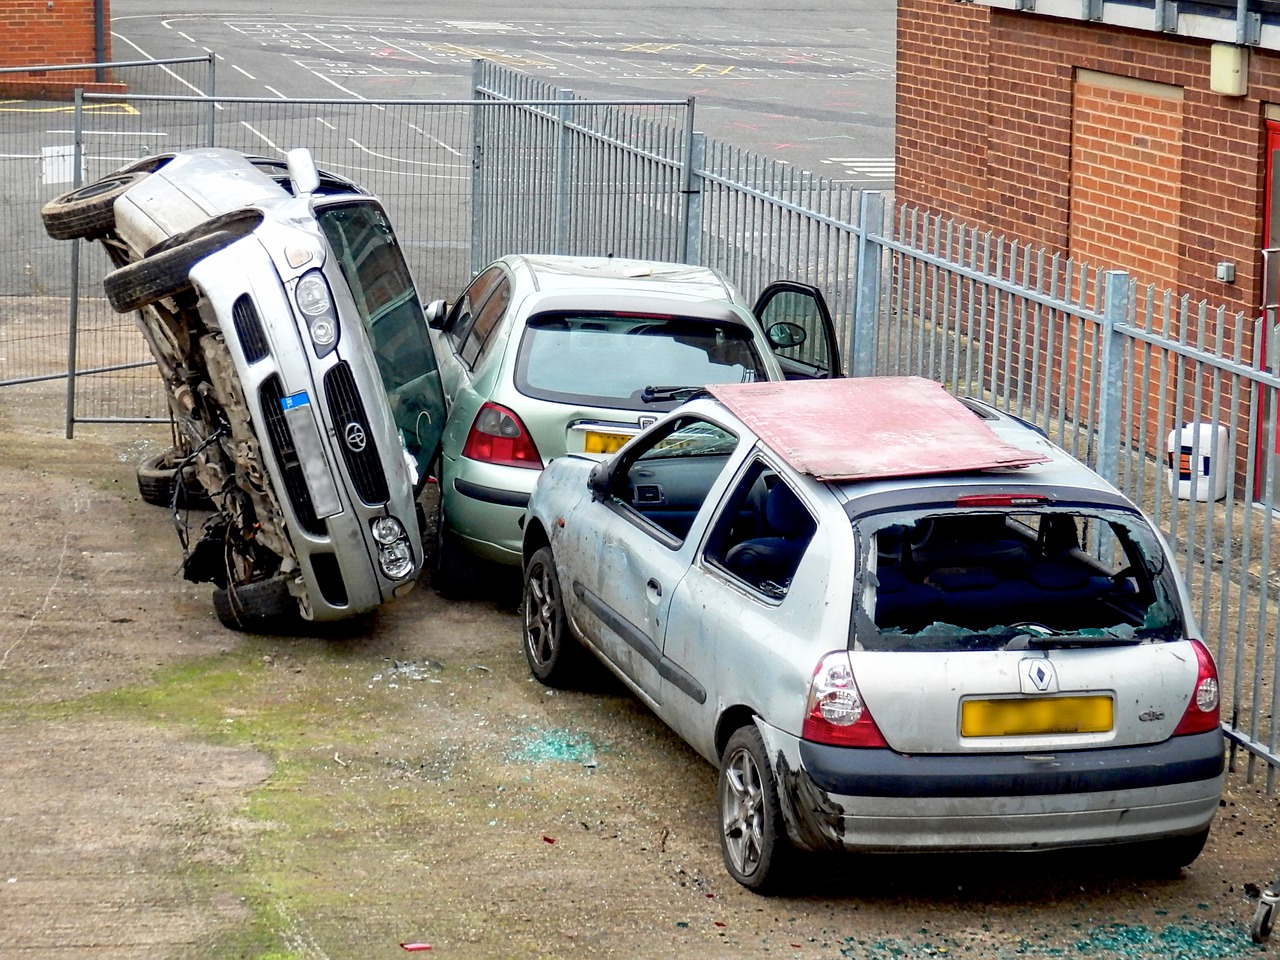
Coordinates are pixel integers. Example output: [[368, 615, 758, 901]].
[[94, 0, 106, 83]]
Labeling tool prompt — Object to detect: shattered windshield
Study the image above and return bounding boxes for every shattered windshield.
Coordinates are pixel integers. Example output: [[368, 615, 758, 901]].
[[854, 508, 1183, 652]]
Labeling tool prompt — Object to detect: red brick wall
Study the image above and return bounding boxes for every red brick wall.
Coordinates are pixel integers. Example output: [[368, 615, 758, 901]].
[[896, 0, 1269, 319], [0, 0, 123, 97]]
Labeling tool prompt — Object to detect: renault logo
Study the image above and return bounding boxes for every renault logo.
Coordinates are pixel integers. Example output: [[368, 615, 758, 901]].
[[1022, 658, 1056, 693], [344, 422, 367, 452]]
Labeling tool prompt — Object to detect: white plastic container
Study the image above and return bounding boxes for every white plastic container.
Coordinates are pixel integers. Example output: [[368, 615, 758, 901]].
[[1166, 423, 1229, 502]]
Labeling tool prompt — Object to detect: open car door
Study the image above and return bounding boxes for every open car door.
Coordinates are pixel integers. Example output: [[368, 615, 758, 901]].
[[752, 280, 842, 379]]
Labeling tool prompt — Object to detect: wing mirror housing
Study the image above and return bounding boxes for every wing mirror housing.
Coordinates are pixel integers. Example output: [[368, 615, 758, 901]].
[[425, 298, 448, 329], [285, 147, 321, 196], [587, 460, 611, 502]]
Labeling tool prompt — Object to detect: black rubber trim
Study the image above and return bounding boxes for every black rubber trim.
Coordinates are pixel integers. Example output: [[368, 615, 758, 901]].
[[797, 728, 1225, 797], [572, 580, 706, 704], [453, 476, 531, 509]]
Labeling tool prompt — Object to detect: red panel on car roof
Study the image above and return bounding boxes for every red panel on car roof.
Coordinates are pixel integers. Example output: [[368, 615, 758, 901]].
[[705, 377, 1050, 481]]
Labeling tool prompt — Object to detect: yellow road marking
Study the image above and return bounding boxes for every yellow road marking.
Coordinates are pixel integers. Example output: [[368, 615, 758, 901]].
[[427, 44, 551, 68], [621, 43, 680, 53], [0, 100, 139, 115], [688, 65, 735, 76]]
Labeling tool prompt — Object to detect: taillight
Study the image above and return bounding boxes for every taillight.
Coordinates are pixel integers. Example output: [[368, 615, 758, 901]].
[[461, 402, 542, 469], [801, 651, 888, 748], [1172, 639, 1221, 736]]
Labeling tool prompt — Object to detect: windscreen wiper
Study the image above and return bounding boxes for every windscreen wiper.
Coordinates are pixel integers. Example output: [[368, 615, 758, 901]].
[[641, 385, 706, 404]]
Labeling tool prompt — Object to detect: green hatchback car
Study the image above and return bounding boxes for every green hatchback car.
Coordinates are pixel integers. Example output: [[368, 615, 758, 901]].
[[424, 253, 839, 590]]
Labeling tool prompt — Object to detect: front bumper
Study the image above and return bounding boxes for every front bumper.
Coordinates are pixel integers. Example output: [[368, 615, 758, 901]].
[[757, 721, 1224, 854]]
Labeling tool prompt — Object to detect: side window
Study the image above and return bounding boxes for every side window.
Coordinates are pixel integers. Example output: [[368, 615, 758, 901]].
[[459, 281, 511, 368], [446, 265, 505, 355], [705, 458, 815, 599], [608, 416, 740, 544]]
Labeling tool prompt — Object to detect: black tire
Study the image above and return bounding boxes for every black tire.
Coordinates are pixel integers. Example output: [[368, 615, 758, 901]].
[[104, 227, 249, 313], [522, 546, 584, 686], [136, 449, 213, 510], [429, 474, 481, 598], [718, 725, 794, 893], [212, 577, 300, 632], [41, 171, 152, 241], [1253, 898, 1276, 944]]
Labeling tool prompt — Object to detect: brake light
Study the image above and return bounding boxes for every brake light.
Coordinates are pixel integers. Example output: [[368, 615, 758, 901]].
[[461, 402, 542, 469], [801, 651, 888, 748], [1172, 639, 1221, 736], [954, 494, 1047, 507]]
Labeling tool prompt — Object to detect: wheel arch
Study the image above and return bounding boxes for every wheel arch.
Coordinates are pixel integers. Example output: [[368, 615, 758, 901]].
[[715, 704, 761, 762], [522, 516, 551, 569]]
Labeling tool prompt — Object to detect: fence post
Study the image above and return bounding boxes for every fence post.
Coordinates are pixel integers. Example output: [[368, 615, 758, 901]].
[[554, 89, 574, 254], [850, 191, 885, 377], [470, 59, 486, 277], [206, 53, 217, 146], [681, 129, 704, 266], [1095, 269, 1130, 486], [65, 89, 86, 439]]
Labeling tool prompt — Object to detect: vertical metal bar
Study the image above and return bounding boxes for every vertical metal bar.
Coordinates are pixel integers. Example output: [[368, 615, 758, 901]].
[[1094, 270, 1128, 487], [553, 89, 573, 255], [851, 192, 884, 377], [65, 88, 87, 440], [206, 53, 217, 146], [683, 130, 705, 266]]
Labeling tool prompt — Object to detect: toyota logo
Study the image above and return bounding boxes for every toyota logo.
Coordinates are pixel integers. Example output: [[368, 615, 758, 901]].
[[344, 422, 367, 452]]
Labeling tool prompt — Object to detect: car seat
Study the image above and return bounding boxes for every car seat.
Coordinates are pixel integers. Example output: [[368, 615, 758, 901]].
[[725, 483, 815, 588]]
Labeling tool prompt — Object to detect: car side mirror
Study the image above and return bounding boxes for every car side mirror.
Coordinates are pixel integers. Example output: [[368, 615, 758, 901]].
[[587, 460, 611, 502], [767, 320, 807, 349], [424, 298, 448, 329], [285, 148, 320, 196]]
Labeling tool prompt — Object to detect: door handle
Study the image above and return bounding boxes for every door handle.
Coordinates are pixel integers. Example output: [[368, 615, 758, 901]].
[[646, 578, 662, 599]]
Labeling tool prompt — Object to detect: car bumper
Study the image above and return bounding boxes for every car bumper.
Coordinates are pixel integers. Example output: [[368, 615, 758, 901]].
[[756, 721, 1224, 854], [443, 455, 540, 565]]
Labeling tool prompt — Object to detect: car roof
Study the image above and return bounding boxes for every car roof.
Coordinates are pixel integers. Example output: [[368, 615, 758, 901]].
[[507, 254, 740, 302], [705, 377, 1052, 482]]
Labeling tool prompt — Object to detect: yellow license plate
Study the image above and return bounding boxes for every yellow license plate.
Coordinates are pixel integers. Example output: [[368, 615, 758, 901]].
[[961, 695, 1113, 737], [583, 430, 632, 454]]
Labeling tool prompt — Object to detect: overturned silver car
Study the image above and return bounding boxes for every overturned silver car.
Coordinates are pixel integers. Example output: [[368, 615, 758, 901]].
[[42, 148, 446, 629]]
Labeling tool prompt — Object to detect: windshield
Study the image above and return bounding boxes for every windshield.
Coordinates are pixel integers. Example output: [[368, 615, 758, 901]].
[[315, 201, 443, 482], [855, 507, 1184, 652], [515, 313, 767, 411]]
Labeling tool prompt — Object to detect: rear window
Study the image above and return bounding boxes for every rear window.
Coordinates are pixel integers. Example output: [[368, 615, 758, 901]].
[[855, 507, 1184, 652], [514, 313, 768, 411]]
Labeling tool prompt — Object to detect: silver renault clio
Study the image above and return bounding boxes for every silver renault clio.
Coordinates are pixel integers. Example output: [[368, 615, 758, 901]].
[[521, 376, 1224, 892], [42, 147, 446, 629]]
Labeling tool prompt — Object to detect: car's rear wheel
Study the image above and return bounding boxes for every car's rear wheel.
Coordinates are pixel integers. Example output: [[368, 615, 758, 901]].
[[136, 448, 213, 510], [40, 171, 152, 241], [429, 469, 481, 598], [522, 545, 583, 686], [718, 725, 793, 894], [212, 577, 300, 632], [104, 225, 253, 314]]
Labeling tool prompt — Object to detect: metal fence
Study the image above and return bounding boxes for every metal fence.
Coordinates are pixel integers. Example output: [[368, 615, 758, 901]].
[[2, 58, 1278, 786]]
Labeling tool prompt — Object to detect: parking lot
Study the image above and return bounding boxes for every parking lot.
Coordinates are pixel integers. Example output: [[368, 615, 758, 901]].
[[0, 379, 1275, 958]]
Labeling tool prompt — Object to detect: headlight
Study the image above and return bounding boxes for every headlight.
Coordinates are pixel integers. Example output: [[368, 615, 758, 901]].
[[295, 270, 339, 357], [371, 516, 405, 545], [370, 516, 415, 580]]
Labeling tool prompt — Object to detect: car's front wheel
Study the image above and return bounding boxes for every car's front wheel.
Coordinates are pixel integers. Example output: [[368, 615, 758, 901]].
[[522, 545, 583, 686], [212, 577, 301, 632], [718, 725, 794, 893], [103, 224, 254, 314]]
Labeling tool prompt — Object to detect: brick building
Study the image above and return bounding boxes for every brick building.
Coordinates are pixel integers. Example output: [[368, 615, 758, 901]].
[[0, 0, 122, 97], [896, 0, 1280, 323]]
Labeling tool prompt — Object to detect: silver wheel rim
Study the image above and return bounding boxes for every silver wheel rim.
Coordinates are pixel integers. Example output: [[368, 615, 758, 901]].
[[524, 561, 558, 668], [721, 744, 765, 877]]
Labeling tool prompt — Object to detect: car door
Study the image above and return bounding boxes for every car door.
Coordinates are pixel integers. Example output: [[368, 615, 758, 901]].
[[567, 414, 746, 710], [752, 281, 842, 379], [430, 263, 512, 408]]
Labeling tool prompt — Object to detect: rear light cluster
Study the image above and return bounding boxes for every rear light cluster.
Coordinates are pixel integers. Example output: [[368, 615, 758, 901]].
[[801, 651, 888, 748], [1172, 639, 1221, 736], [461, 402, 542, 469]]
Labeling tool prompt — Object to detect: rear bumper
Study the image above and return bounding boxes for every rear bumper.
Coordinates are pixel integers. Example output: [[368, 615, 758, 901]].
[[757, 722, 1224, 854]]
